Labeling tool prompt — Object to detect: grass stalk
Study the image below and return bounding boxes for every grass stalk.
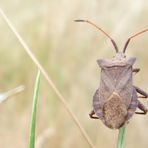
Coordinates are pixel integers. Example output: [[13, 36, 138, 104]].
[[0, 8, 95, 148], [117, 126, 126, 148], [0, 85, 25, 103], [29, 70, 40, 148]]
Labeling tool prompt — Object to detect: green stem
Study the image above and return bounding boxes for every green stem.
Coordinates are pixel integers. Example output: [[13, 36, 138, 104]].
[[28, 70, 40, 148], [117, 126, 126, 148]]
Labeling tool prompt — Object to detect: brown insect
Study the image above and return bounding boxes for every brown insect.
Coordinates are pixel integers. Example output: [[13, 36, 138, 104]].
[[75, 20, 148, 129]]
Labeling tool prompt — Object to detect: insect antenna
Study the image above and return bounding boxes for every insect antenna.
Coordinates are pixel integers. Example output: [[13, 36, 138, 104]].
[[123, 29, 148, 53], [74, 19, 119, 53]]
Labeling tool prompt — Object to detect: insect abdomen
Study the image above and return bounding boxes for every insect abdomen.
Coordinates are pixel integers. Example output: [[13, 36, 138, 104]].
[[103, 92, 127, 129]]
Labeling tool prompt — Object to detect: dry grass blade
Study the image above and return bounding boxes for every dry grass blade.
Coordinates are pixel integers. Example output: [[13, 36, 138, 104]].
[[0, 85, 25, 103], [0, 8, 95, 148], [36, 128, 55, 148]]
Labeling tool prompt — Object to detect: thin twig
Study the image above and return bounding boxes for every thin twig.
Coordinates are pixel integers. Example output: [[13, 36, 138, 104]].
[[0, 8, 95, 148]]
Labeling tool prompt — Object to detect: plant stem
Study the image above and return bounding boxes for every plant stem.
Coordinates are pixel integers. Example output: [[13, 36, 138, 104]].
[[117, 126, 126, 148], [0, 8, 95, 148], [29, 70, 40, 148]]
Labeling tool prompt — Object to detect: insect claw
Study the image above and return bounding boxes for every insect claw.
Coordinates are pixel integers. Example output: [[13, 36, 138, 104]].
[[89, 110, 98, 119]]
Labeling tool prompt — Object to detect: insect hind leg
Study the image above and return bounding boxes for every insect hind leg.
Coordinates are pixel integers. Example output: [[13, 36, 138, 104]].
[[126, 88, 138, 120], [89, 110, 99, 119], [134, 86, 148, 99], [135, 100, 148, 115]]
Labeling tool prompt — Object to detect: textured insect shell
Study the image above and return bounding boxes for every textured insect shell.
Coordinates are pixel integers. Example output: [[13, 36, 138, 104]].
[[93, 57, 136, 129]]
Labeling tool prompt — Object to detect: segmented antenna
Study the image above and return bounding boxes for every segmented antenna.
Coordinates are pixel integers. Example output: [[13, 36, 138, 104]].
[[123, 29, 148, 53], [74, 19, 119, 53]]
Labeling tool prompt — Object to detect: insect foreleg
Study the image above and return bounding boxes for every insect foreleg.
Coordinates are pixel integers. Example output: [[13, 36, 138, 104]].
[[132, 68, 140, 74], [89, 110, 99, 119], [135, 100, 148, 114], [134, 86, 148, 98]]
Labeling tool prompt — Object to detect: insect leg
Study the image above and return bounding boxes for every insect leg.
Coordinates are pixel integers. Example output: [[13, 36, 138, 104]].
[[89, 110, 99, 119], [135, 100, 148, 114], [134, 86, 148, 98], [132, 68, 140, 74], [126, 88, 138, 120]]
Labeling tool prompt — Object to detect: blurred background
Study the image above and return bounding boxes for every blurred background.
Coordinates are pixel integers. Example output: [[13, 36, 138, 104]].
[[0, 0, 148, 147]]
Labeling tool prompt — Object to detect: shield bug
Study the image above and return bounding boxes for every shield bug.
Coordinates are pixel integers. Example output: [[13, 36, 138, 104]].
[[75, 20, 148, 129]]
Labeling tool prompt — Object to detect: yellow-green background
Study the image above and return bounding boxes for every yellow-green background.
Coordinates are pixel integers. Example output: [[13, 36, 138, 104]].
[[0, 0, 148, 148]]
